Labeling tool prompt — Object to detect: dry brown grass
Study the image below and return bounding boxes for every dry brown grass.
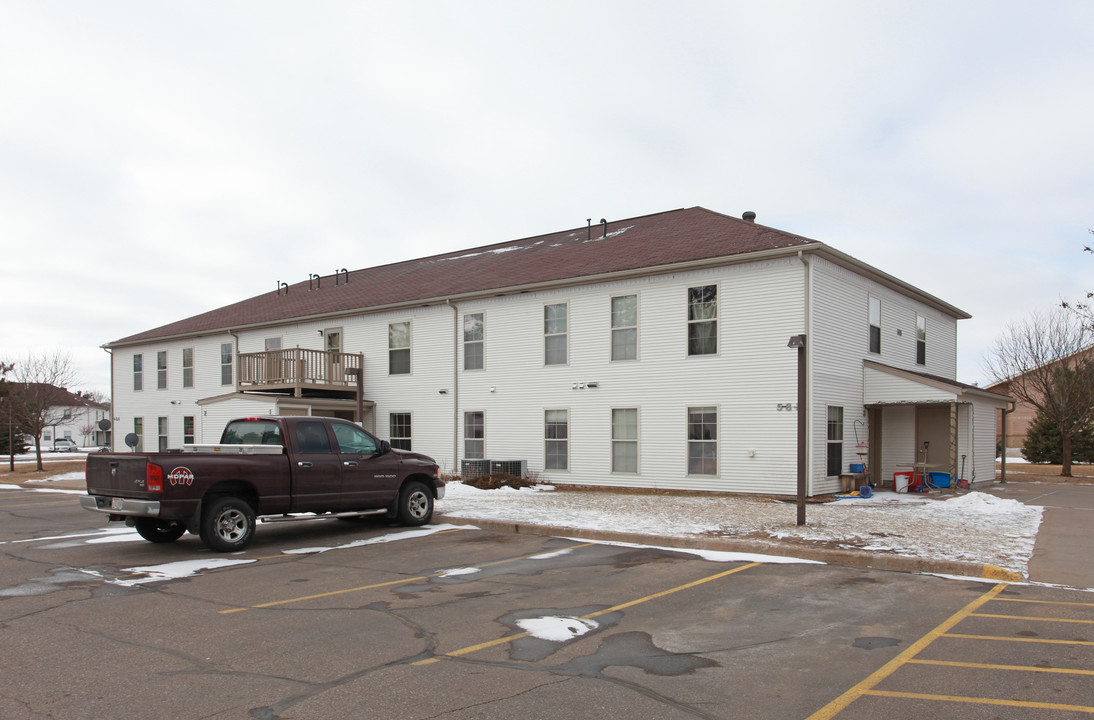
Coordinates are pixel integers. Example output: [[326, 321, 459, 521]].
[[0, 459, 86, 486], [997, 461, 1094, 483]]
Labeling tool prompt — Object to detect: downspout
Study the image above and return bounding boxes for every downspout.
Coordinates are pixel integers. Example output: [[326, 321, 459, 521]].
[[103, 347, 113, 451], [798, 250, 813, 496], [1000, 401, 1015, 483], [446, 300, 459, 472]]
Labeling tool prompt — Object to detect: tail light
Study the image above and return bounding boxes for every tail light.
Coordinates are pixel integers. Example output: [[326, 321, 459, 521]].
[[146, 463, 164, 492]]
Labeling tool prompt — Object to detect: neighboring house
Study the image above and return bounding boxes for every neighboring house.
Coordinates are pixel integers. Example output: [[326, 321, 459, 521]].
[[22, 385, 110, 449], [104, 207, 1009, 495], [986, 345, 1094, 453]]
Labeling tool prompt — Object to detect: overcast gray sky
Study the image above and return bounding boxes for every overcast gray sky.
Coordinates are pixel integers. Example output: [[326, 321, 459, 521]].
[[2, 1, 1092, 395]]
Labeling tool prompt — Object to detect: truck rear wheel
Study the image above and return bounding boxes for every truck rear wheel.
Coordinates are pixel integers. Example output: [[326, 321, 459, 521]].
[[134, 518, 186, 544], [200, 496, 256, 552], [398, 481, 433, 526]]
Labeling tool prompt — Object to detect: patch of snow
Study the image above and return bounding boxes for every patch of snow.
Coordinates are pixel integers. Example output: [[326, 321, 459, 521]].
[[438, 567, 480, 577], [516, 615, 598, 642], [282, 523, 468, 555], [114, 558, 256, 586]]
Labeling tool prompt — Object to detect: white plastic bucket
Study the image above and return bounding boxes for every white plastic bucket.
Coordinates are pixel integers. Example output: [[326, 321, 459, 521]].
[[895, 474, 909, 493]]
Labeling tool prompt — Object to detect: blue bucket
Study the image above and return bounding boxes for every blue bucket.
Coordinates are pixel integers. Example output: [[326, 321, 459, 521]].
[[858, 485, 873, 498]]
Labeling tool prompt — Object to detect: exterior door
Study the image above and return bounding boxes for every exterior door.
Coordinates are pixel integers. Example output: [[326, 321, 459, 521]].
[[331, 423, 402, 509], [325, 328, 343, 384], [289, 420, 342, 512], [915, 405, 950, 476]]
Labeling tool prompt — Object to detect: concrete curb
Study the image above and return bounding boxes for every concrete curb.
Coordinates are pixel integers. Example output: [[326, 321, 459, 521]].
[[439, 515, 1024, 583]]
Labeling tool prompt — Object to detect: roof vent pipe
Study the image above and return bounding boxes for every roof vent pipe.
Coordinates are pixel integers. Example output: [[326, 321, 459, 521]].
[[742, 211, 757, 222], [309, 273, 321, 291], [277, 281, 288, 296], [600, 218, 608, 238], [587, 218, 592, 241], [336, 268, 349, 286]]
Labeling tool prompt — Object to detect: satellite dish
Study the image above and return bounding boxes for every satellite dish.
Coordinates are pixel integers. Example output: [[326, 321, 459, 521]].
[[124, 433, 139, 449], [98, 418, 112, 431]]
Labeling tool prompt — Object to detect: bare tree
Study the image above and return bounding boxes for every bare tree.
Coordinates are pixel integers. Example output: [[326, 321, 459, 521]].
[[8, 351, 81, 471], [1061, 231, 1093, 329], [985, 309, 1094, 476]]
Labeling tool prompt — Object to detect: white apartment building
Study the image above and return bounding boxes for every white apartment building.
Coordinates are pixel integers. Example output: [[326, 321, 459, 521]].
[[104, 207, 1009, 495]]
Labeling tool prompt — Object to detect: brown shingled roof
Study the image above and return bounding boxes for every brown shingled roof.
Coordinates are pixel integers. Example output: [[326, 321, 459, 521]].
[[109, 206, 816, 346]]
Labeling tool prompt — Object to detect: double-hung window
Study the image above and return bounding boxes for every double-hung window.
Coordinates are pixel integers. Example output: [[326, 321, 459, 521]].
[[611, 295, 637, 361], [464, 412, 484, 459], [158, 417, 168, 452], [390, 413, 412, 451], [544, 303, 568, 365], [220, 343, 234, 386], [687, 406, 718, 475], [687, 286, 717, 356], [183, 416, 195, 445], [157, 351, 167, 390], [612, 408, 639, 473], [827, 406, 844, 476], [464, 313, 484, 370], [182, 348, 194, 388], [133, 354, 143, 391], [916, 315, 926, 365], [134, 417, 144, 451], [868, 297, 881, 354], [545, 409, 569, 470], [389, 322, 411, 375]]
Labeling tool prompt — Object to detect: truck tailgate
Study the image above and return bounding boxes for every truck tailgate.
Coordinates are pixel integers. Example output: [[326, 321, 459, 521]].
[[86, 455, 155, 496]]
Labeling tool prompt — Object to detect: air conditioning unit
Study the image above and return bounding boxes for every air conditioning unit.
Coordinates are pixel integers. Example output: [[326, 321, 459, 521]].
[[460, 459, 491, 479], [490, 460, 528, 478]]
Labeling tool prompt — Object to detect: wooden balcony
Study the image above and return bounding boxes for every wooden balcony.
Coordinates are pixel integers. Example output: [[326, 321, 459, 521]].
[[238, 348, 364, 397]]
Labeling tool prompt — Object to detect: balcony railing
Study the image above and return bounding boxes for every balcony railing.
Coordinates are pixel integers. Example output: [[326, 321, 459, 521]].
[[238, 348, 363, 395]]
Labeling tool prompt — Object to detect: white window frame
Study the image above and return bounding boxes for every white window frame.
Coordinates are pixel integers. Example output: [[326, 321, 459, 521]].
[[464, 411, 485, 460], [868, 296, 881, 354], [390, 412, 412, 451], [916, 314, 926, 366], [157, 351, 167, 390], [611, 408, 639, 474], [183, 416, 195, 445], [544, 302, 568, 366], [389, 321, 411, 375], [610, 294, 638, 362], [158, 416, 168, 453], [827, 406, 844, 477], [687, 285, 718, 356], [687, 406, 718, 476], [463, 313, 484, 371], [133, 354, 143, 391], [182, 347, 194, 388], [544, 409, 569, 471], [220, 342, 234, 386]]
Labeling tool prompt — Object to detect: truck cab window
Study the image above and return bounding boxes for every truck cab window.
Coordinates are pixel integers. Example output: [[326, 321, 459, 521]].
[[295, 422, 333, 454], [332, 423, 379, 455]]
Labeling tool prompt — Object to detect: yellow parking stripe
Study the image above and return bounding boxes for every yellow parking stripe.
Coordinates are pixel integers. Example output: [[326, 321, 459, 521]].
[[863, 689, 1094, 713], [970, 612, 1094, 624], [219, 542, 596, 614], [412, 561, 763, 666], [995, 597, 1094, 608], [943, 633, 1094, 646], [805, 583, 1008, 720], [909, 658, 1094, 676]]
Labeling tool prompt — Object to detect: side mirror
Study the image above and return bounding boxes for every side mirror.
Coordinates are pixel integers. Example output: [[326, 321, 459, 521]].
[[379, 440, 391, 455]]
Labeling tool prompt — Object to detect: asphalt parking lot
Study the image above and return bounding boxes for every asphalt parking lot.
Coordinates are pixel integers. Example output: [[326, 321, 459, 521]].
[[1, 485, 1092, 719]]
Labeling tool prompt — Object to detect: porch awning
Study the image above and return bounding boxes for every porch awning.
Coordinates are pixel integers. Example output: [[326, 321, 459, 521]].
[[863, 360, 1013, 407]]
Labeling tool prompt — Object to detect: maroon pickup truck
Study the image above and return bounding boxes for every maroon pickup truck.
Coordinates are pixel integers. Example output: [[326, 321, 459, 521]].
[[81, 416, 444, 552]]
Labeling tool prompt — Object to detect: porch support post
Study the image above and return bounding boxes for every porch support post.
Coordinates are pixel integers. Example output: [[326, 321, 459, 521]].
[[787, 334, 808, 526], [949, 403, 959, 486]]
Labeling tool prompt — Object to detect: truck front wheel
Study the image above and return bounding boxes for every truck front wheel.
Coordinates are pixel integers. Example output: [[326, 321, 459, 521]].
[[398, 481, 433, 526], [200, 497, 256, 552], [134, 518, 186, 543]]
